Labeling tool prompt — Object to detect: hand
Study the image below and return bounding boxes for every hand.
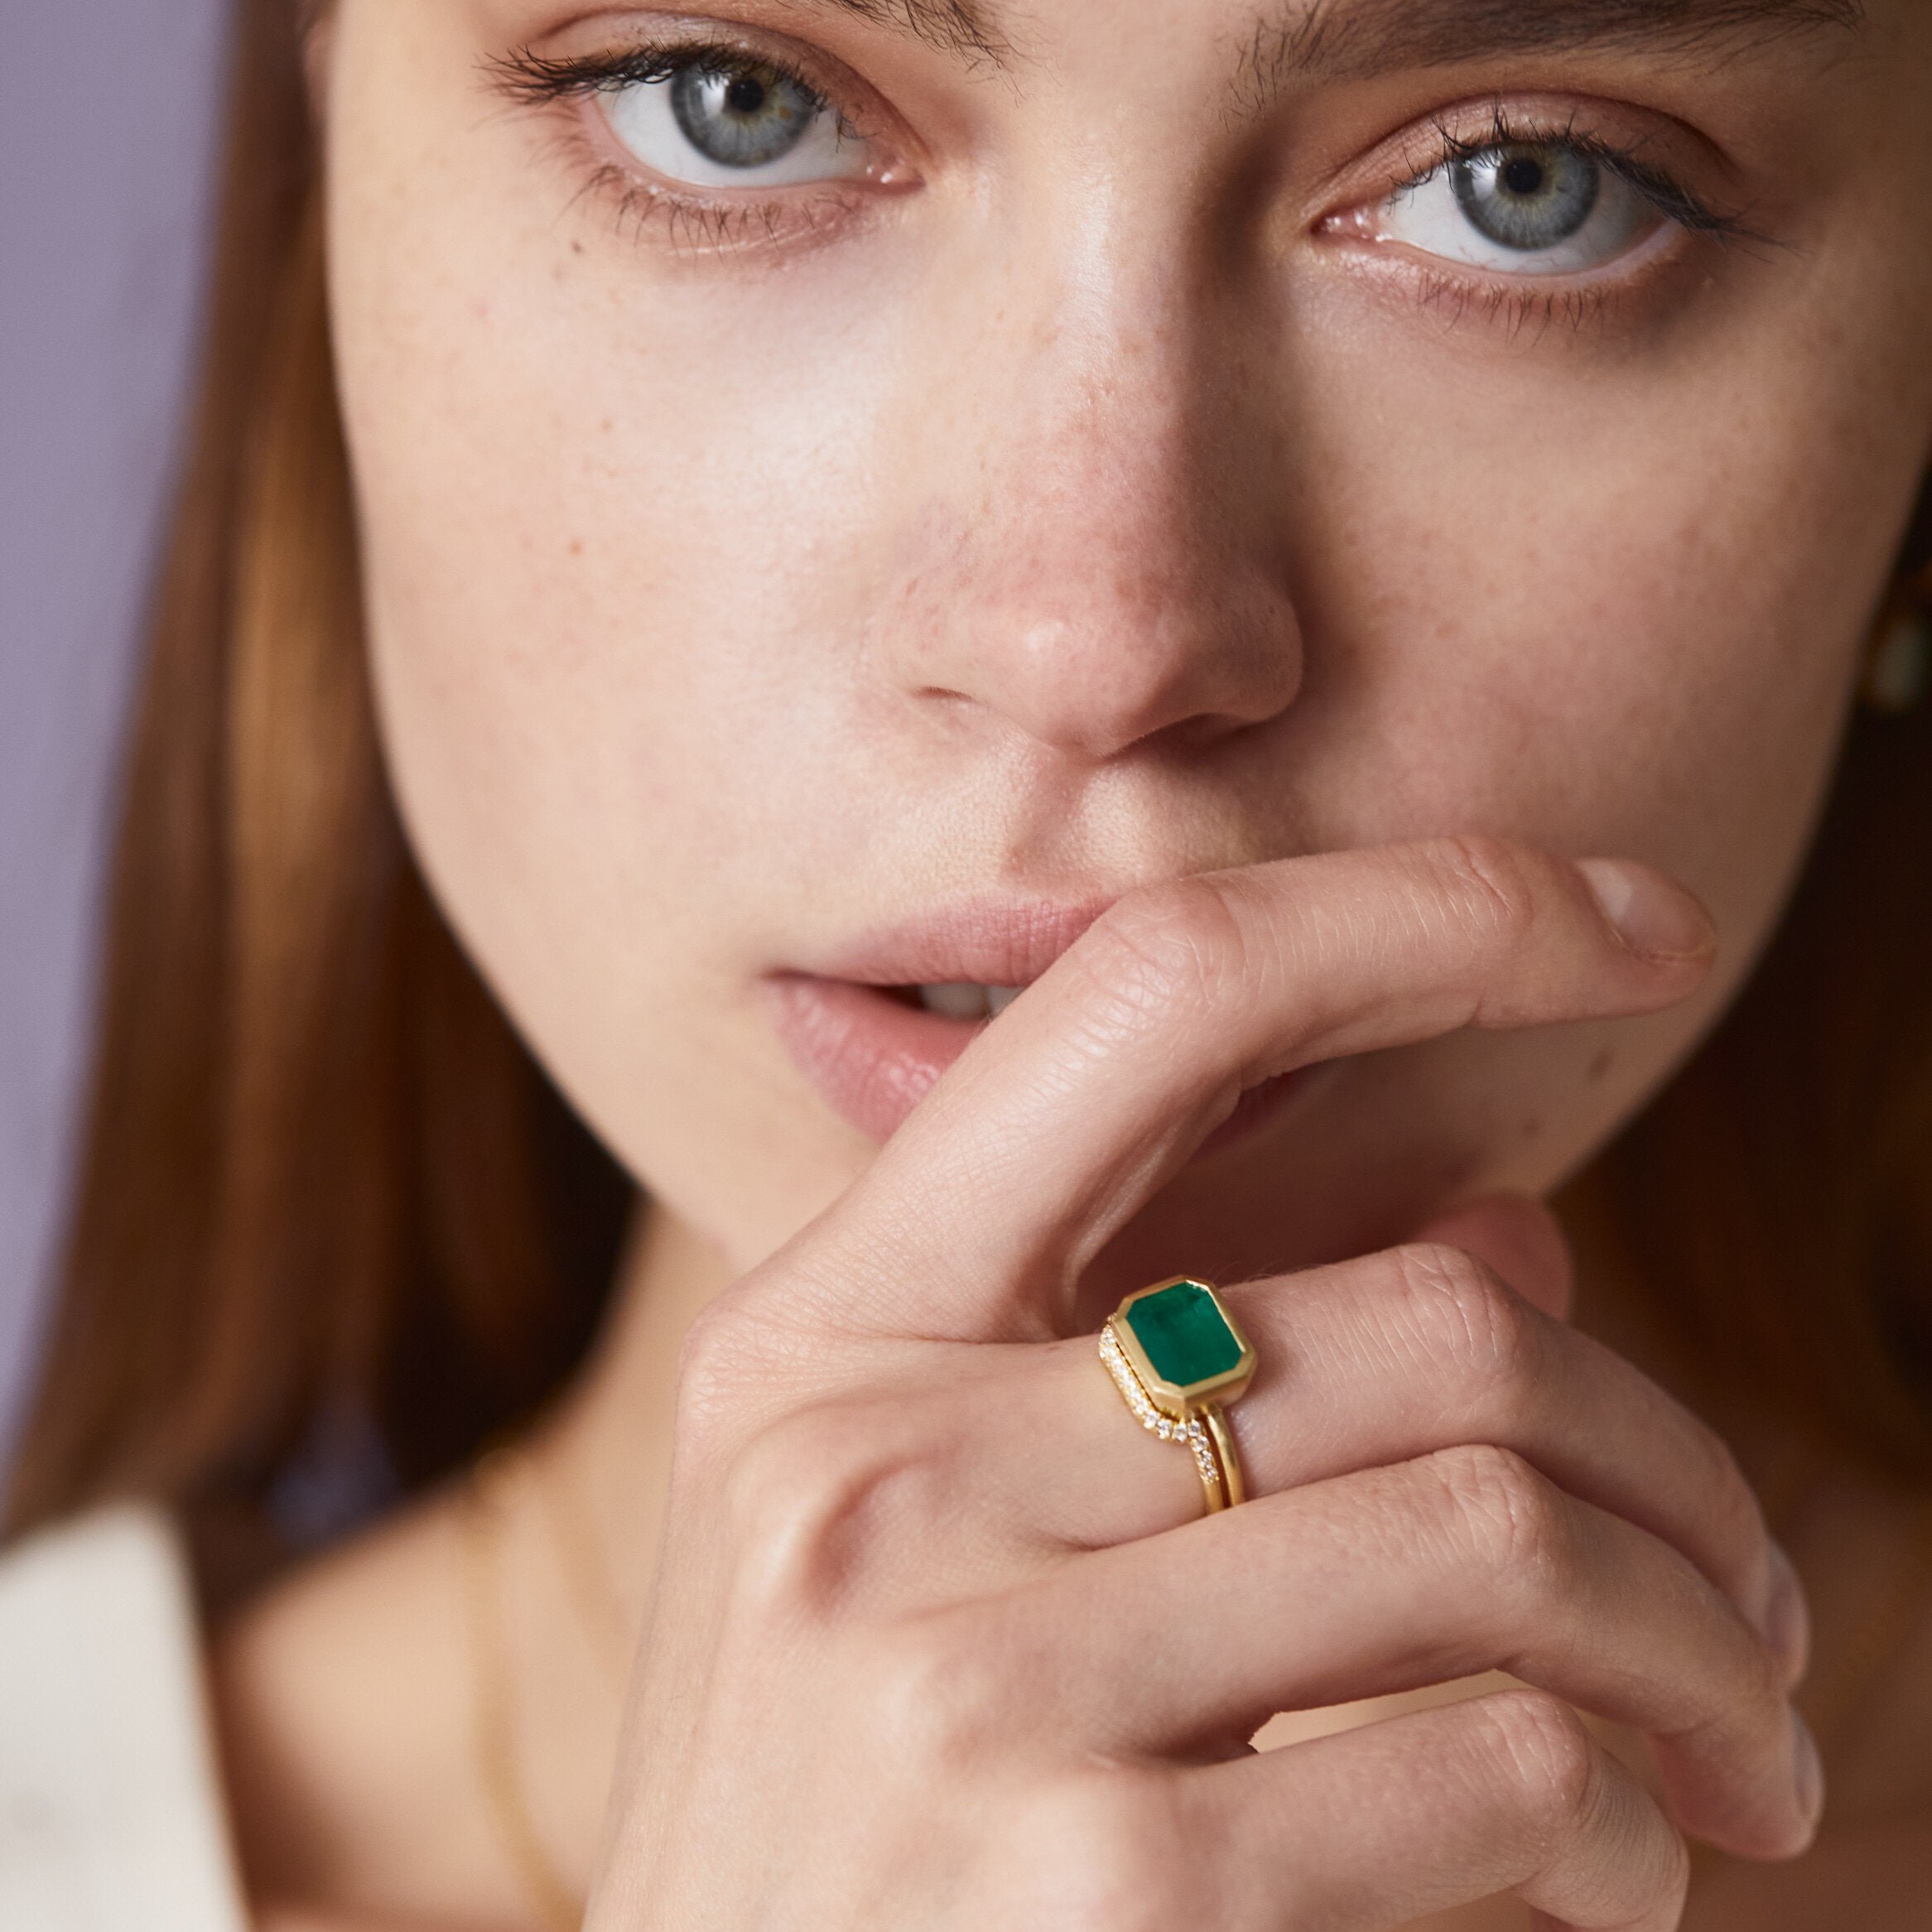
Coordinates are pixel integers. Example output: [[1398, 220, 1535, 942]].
[[587, 839, 1817, 1932]]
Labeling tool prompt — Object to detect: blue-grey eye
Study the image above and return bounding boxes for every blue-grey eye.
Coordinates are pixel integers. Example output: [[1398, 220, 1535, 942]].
[[1450, 145, 1601, 252], [670, 60, 822, 171], [604, 54, 871, 190], [1375, 137, 1660, 277]]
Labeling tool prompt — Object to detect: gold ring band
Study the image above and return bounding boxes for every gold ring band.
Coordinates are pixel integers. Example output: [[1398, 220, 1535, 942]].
[[1203, 1403, 1246, 1510], [1099, 1277, 1255, 1515], [1099, 1326, 1230, 1508]]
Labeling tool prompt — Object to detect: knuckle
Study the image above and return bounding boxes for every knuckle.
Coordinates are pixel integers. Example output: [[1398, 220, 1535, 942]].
[[717, 1405, 841, 1546], [672, 1301, 763, 1452], [1074, 877, 1246, 1025], [865, 1616, 1014, 1774], [1472, 1694, 1692, 1920], [1005, 1774, 1188, 1932], [1424, 1442, 1570, 1592], [716, 1402, 928, 1619], [673, 1286, 831, 1463], [1472, 1689, 1603, 1844], [1386, 1243, 1539, 1421], [1428, 834, 1542, 952]]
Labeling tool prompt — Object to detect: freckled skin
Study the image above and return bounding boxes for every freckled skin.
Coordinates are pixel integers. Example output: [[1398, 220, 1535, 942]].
[[204, 12, 1932, 1926], [325, 0, 1932, 1286]]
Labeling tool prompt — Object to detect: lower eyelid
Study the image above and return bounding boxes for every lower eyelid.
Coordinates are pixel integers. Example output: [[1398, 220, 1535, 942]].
[[1318, 213, 1699, 340], [1381, 218, 1680, 278], [581, 147, 884, 257]]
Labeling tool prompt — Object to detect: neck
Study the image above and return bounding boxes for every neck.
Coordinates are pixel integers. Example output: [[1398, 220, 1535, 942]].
[[533, 1201, 740, 1622]]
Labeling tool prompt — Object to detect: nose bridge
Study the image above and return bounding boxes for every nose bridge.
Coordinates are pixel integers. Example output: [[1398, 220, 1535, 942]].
[[971, 229, 1231, 614], [874, 213, 1303, 760]]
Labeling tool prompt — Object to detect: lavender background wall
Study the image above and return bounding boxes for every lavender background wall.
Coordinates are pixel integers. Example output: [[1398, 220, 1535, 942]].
[[0, 2, 228, 1462]]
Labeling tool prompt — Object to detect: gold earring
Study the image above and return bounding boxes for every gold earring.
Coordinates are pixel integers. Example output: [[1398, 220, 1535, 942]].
[[1864, 570, 1932, 715]]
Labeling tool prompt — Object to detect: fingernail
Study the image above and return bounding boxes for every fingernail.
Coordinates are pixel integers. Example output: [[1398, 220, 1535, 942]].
[[1790, 1708, 1825, 1830], [1575, 859, 1716, 960], [1760, 1540, 1812, 1684]]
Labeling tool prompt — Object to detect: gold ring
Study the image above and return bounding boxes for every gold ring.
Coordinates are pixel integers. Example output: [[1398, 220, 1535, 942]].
[[1099, 1277, 1255, 1513]]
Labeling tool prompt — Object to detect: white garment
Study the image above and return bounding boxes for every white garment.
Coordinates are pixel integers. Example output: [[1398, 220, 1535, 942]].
[[0, 1507, 248, 1932]]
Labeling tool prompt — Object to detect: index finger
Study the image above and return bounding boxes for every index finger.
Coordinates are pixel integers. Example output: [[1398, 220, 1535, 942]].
[[783, 836, 1713, 1339]]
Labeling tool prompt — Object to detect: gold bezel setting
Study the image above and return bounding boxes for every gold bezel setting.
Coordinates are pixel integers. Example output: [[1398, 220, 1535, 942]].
[[1098, 1278, 1256, 1515], [1107, 1276, 1256, 1415]]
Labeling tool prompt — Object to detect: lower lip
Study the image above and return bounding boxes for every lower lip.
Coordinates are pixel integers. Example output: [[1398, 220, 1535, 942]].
[[766, 976, 1308, 1155]]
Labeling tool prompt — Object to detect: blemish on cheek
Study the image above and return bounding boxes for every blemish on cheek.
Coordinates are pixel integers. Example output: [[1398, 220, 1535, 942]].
[[1519, 1116, 1545, 1143], [569, 539, 585, 558], [1586, 1048, 1616, 1084]]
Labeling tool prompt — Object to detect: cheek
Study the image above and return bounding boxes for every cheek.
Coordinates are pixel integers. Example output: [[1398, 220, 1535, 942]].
[[325, 23, 926, 1236], [1280, 271, 1902, 970], [333, 94, 904, 954]]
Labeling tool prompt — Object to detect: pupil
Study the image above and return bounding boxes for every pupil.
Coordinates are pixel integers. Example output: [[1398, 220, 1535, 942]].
[[1501, 156, 1546, 198], [725, 75, 768, 117]]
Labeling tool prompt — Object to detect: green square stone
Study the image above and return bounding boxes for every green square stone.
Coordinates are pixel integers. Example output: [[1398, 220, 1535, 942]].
[[1124, 1280, 1242, 1390]]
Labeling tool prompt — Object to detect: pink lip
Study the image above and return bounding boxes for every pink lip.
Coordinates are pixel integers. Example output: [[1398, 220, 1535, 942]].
[[766, 976, 987, 1143], [809, 897, 1115, 990], [765, 897, 1311, 1150]]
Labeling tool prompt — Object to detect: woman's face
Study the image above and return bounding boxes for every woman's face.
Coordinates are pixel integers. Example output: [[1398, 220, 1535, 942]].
[[326, 0, 1932, 1284]]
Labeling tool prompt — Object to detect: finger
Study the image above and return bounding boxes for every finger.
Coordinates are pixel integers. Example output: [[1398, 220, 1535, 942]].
[[980, 1446, 1815, 1860], [1412, 1192, 1574, 1320], [793, 839, 1713, 1339], [1168, 1690, 1690, 1932], [982, 1243, 1798, 1665]]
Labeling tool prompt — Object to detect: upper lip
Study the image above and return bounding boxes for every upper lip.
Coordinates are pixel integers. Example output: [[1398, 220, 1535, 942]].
[[792, 895, 1118, 990]]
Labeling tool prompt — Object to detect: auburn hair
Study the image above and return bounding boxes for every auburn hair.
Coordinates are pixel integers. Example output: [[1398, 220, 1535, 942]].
[[7, 0, 1932, 1582], [3, 0, 629, 1591]]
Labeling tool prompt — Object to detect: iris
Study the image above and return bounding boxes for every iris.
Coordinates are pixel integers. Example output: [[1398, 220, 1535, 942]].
[[1449, 144, 1602, 252], [669, 60, 824, 170]]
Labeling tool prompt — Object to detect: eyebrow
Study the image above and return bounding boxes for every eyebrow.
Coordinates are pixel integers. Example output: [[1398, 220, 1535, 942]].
[[805, 0, 1860, 81], [1234, 0, 1865, 100], [793, 0, 1013, 67]]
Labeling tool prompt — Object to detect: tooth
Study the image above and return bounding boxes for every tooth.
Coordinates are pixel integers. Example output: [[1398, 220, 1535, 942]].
[[986, 986, 1022, 1015], [919, 983, 990, 1019]]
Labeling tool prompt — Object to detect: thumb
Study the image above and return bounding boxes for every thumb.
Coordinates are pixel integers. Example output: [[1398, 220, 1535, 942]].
[[1411, 1192, 1574, 1322]]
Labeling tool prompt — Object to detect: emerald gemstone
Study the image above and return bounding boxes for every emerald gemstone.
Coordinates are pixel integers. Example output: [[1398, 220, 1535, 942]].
[[1124, 1280, 1242, 1390]]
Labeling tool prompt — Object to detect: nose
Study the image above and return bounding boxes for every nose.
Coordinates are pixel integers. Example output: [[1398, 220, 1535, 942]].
[[870, 261, 1304, 763]]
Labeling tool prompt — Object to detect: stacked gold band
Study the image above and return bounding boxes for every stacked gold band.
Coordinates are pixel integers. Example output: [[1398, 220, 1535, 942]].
[[1099, 1277, 1255, 1515], [1099, 1325, 1231, 1508]]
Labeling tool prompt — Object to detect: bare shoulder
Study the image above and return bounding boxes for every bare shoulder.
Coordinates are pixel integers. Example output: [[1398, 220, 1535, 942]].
[[215, 1485, 465, 1708], [210, 1487, 491, 1921]]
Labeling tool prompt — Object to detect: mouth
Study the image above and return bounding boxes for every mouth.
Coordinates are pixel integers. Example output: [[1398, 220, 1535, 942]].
[[764, 899, 1309, 1150], [764, 975, 1035, 1144], [903, 981, 1025, 1020]]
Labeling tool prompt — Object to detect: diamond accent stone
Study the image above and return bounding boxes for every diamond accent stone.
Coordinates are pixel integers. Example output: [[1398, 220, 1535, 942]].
[[1101, 1320, 1227, 1507]]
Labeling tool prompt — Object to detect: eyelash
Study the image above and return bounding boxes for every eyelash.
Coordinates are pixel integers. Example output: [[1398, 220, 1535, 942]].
[[491, 39, 867, 248], [1396, 104, 1748, 243], [1368, 106, 1753, 332], [494, 40, 841, 119], [493, 45, 1751, 292]]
